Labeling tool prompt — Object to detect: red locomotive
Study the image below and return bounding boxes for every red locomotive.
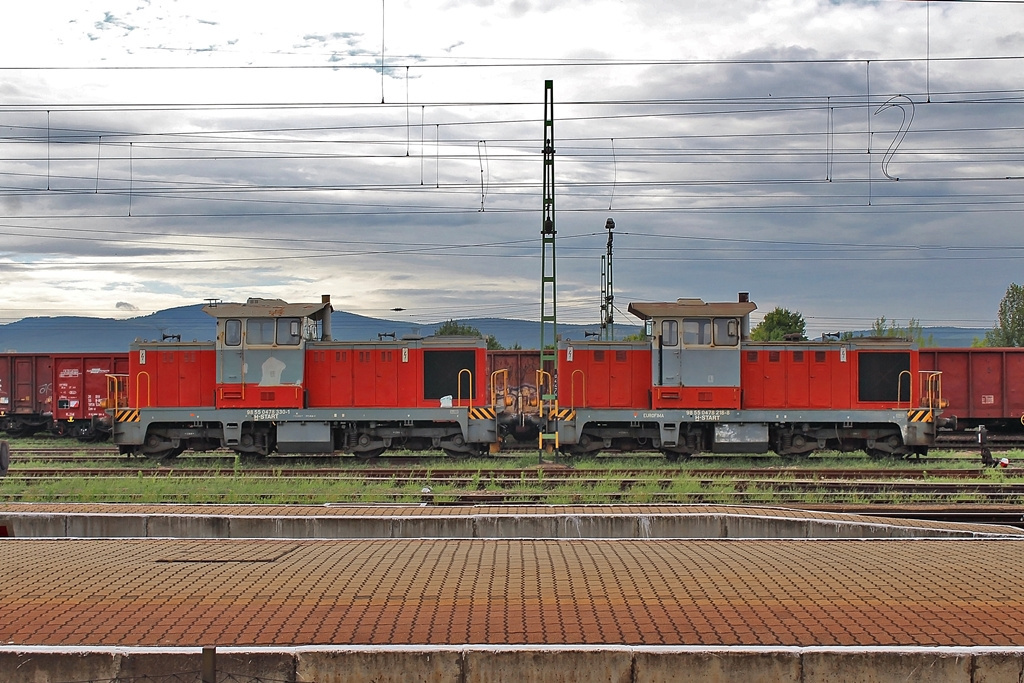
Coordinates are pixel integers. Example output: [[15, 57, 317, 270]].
[[555, 295, 948, 459], [107, 296, 498, 458]]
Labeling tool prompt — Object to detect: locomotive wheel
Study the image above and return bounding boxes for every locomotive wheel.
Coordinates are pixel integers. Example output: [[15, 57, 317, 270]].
[[144, 445, 185, 461], [354, 447, 385, 459], [660, 449, 693, 462], [865, 448, 905, 460]]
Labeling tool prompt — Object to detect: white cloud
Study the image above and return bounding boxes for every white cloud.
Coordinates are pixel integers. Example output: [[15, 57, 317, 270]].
[[0, 0, 1022, 336]]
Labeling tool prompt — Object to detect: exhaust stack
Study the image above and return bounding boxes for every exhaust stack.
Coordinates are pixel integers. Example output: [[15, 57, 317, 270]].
[[321, 294, 333, 341]]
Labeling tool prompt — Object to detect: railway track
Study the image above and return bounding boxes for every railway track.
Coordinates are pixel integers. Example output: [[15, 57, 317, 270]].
[[3, 439, 1022, 507], [0, 466, 1015, 479], [4, 464, 1024, 504], [936, 432, 1024, 450]]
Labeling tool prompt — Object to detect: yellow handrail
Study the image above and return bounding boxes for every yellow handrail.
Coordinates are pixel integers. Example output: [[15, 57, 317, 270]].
[[571, 369, 586, 410], [923, 370, 944, 410], [536, 369, 552, 417], [490, 368, 509, 410], [135, 371, 151, 409], [105, 374, 129, 411], [897, 370, 912, 410], [457, 368, 473, 409]]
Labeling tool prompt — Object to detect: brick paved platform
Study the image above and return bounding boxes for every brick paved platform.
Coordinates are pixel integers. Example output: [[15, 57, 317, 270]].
[[3, 536, 1024, 648]]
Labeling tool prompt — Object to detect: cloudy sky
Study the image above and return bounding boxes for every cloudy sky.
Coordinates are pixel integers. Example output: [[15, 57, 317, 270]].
[[1, 0, 1023, 337]]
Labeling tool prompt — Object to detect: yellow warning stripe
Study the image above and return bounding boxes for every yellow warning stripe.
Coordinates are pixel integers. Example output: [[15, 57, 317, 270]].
[[115, 409, 140, 423], [549, 408, 576, 421], [907, 409, 933, 423], [468, 407, 496, 420]]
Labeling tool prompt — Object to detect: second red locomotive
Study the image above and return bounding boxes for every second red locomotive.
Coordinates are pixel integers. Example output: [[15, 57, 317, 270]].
[[553, 295, 948, 459]]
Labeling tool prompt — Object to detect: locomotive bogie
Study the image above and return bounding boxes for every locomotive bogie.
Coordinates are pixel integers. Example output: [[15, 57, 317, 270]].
[[557, 411, 924, 459], [111, 402, 499, 458]]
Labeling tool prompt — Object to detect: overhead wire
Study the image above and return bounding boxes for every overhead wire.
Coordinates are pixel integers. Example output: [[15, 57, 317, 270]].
[[0, 61, 1023, 280]]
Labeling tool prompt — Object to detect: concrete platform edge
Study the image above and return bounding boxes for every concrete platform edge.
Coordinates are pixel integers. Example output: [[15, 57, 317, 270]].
[[2, 511, 1020, 539], [2, 645, 1022, 683]]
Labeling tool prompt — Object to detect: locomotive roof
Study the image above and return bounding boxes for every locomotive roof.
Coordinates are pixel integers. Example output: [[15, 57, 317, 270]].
[[628, 298, 757, 320], [202, 297, 331, 320]]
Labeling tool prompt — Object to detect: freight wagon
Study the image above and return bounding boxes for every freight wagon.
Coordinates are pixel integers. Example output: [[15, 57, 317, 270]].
[[0, 352, 128, 440]]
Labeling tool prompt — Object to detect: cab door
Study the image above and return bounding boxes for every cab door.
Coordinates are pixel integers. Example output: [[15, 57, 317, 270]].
[[656, 319, 682, 386]]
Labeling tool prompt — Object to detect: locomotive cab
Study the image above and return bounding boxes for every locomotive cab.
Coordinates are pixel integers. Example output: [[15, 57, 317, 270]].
[[207, 296, 333, 409], [628, 295, 756, 410]]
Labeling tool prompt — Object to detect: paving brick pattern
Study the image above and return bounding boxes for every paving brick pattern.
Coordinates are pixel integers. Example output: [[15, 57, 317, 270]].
[[2, 537, 1024, 647]]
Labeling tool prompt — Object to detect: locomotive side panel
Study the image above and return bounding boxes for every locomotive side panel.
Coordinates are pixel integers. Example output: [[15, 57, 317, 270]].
[[742, 345, 911, 411], [421, 346, 485, 407], [305, 348, 355, 407], [130, 345, 217, 408], [742, 347, 835, 409], [369, 347, 400, 406], [854, 350, 913, 407], [559, 344, 650, 410], [306, 340, 486, 409]]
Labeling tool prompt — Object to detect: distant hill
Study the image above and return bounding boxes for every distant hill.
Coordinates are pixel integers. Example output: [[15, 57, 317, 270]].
[[0, 305, 612, 353], [0, 303, 988, 353], [911, 327, 987, 347]]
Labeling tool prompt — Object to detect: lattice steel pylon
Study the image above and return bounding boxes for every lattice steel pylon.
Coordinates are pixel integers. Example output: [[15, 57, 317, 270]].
[[538, 80, 558, 456], [600, 217, 615, 341]]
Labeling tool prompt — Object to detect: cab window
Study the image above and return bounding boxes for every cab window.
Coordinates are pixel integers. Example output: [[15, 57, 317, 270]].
[[246, 318, 276, 345], [661, 320, 678, 347], [714, 317, 740, 346], [683, 318, 712, 346], [225, 319, 241, 347], [276, 318, 301, 345]]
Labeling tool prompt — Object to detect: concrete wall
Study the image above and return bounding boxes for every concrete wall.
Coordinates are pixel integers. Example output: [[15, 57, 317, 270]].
[[1, 647, 1021, 683], [0, 511, 1017, 539]]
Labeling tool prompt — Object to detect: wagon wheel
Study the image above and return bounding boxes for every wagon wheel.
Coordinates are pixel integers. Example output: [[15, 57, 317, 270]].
[[76, 429, 105, 444], [4, 425, 37, 438]]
